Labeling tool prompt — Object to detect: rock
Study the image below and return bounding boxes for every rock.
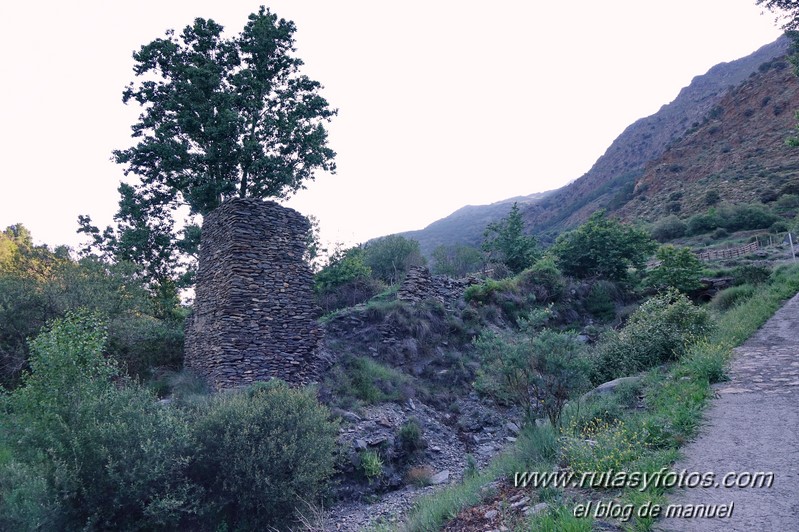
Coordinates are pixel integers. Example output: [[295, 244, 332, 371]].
[[342, 411, 362, 423], [505, 436, 517, 443], [430, 470, 450, 485], [506, 421, 521, 435], [354, 439, 367, 451], [484, 509, 498, 520], [408, 398, 416, 411], [584, 375, 642, 398], [525, 502, 548, 516]]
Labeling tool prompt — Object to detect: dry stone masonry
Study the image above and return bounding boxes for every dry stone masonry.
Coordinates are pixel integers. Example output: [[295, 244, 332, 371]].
[[397, 266, 480, 311], [185, 198, 323, 390]]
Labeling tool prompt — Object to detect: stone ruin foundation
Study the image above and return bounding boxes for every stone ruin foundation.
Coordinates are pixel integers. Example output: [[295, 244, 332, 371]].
[[185, 198, 323, 390]]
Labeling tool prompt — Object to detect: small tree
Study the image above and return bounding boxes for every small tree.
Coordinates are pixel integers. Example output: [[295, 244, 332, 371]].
[[362, 235, 425, 285], [482, 203, 540, 274], [552, 211, 656, 281], [431, 244, 484, 277], [476, 325, 590, 428], [648, 245, 703, 293]]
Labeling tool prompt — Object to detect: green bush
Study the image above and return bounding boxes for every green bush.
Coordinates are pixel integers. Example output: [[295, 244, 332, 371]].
[[359, 450, 384, 482], [585, 281, 617, 321], [710, 285, 756, 311], [189, 380, 338, 529], [593, 290, 712, 382], [476, 329, 591, 427], [650, 215, 687, 242], [519, 256, 566, 302], [552, 211, 656, 281], [0, 312, 196, 531], [398, 419, 425, 454], [327, 355, 410, 407], [647, 245, 703, 293], [733, 264, 771, 286]]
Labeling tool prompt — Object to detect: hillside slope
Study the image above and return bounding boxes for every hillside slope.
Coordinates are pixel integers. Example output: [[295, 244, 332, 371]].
[[617, 59, 799, 221], [523, 36, 792, 234], [398, 191, 551, 256]]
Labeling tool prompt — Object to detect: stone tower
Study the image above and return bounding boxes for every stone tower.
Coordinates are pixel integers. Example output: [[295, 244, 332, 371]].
[[185, 198, 323, 389]]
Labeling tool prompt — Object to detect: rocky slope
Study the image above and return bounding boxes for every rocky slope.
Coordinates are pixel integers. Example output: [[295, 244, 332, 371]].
[[522, 36, 792, 234], [617, 58, 799, 221]]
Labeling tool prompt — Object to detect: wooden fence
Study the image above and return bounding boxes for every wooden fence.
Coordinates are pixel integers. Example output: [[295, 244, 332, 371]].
[[695, 241, 760, 261]]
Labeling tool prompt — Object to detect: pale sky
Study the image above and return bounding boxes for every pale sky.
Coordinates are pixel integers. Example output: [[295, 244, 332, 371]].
[[0, 1, 784, 251]]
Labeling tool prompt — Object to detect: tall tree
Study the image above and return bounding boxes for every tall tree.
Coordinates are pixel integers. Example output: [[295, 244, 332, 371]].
[[114, 6, 336, 216], [80, 6, 335, 300]]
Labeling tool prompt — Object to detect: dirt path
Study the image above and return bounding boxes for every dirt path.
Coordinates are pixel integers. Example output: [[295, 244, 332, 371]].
[[656, 292, 799, 531]]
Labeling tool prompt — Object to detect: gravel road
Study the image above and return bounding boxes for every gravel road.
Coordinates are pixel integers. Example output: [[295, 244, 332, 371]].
[[656, 292, 799, 531]]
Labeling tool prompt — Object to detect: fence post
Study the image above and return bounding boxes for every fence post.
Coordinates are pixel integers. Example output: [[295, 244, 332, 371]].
[[790, 232, 797, 263]]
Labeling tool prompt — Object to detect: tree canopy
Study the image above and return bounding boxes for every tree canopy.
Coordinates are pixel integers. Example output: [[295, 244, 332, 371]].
[[80, 6, 335, 301], [551, 211, 656, 281], [114, 7, 336, 216], [481, 203, 540, 274]]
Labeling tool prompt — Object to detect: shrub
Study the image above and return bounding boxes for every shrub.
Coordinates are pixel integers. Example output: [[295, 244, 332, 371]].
[[405, 465, 435, 487], [704, 190, 721, 206], [710, 285, 756, 311], [585, 281, 617, 321], [476, 329, 591, 427], [647, 245, 703, 293], [398, 419, 426, 454], [732, 264, 771, 286], [519, 256, 566, 302], [593, 290, 712, 381], [189, 380, 338, 529], [359, 450, 384, 482], [0, 312, 196, 530], [650, 215, 687, 242], [362, 235, 426, 285], [560, 419, 646, 476], [327, 355, 409, 406], [552, 211, 656, 281]]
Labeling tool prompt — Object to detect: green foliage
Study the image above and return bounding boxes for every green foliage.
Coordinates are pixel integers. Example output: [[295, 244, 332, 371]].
[[398, 419, 425, 454], [552, 211, 656, 281], [114, 7, 336, 216], [1, 312, 196, 530], [585, 280, 618, 321], [359, 450, 384, 482], [362, 235, 426, 285], [710, 285, 756, 311], [733, 263, 772, 285], [327, 355, 409, 406], [431, 244, 483, 277], [476, 329, 591, 426], [189, 380, 338, 529], [685, 203, 780, 235], [561, 418, 647, 475], [0, 233, 184, 387], [314, 246, 383, 311], [648, 245, 703, 293], [650, 214, 688, 242], [482, 203, 540, 274], [704, 190, 721, 206], [594, 290, 712, 382], [522, 256, 566, 302]]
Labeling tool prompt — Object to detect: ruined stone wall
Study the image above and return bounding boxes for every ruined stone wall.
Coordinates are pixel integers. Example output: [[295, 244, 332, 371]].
[[185, 198, 323, 390], [396, 266, 480, 310]]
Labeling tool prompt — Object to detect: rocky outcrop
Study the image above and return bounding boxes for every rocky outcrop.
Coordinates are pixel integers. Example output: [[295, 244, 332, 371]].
[[185, 198, 323, 390]]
